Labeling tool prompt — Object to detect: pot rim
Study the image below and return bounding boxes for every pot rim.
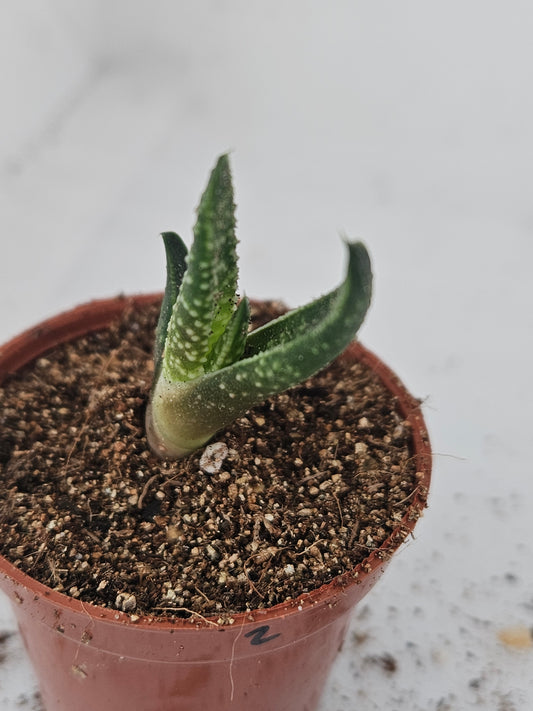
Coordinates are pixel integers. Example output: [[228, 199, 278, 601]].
[[0, 293, 431, 630]]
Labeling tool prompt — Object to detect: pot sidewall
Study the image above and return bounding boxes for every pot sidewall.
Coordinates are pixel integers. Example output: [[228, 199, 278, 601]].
[[0, 295, 431, 711]]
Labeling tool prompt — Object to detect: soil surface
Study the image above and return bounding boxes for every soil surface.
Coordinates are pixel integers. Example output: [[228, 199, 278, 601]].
[[0, 301, 422, 619]]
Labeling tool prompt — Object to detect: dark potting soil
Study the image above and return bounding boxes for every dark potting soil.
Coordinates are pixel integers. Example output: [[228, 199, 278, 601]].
[[0, 301, 423, 621]]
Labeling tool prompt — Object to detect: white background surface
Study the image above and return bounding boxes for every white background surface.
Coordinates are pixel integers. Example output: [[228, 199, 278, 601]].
[[1, 2, 532, 709]]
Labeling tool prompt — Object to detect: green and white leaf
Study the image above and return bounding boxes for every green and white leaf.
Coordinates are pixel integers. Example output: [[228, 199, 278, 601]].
[[244, 289, 339, 356], [205, 295, 250, 371], [153, 232, 188, 374], [162, 154, 239, 383]]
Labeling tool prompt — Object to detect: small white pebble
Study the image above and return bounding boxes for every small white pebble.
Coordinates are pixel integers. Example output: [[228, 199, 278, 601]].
[[393, 424, 405, 439], [206, 544, 219, 561], [115, 592, 137, 612], [200, 442, 229, 474]]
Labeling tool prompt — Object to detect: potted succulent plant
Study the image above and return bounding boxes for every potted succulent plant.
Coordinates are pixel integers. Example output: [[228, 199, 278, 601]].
[[0, 155, 431, 711]]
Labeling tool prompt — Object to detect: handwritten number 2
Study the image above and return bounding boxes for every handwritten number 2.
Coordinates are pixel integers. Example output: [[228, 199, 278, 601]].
[[245, 625, 281, 646]]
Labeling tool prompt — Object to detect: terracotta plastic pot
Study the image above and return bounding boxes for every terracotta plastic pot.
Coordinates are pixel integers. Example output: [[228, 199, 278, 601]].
[[0, 295, 431, 711]]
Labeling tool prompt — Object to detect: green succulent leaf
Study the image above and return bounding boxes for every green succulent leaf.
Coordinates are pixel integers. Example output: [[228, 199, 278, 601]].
[[153, 232, 188, 374], [205, 295, 251, 371], [162, 154, 240, 383], [244, 290, 339, 357]]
